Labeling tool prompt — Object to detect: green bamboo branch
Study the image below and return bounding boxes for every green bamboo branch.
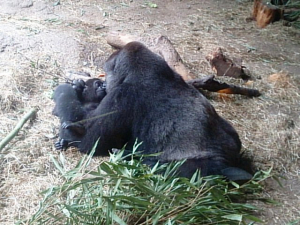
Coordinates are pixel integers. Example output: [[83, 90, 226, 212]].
[[0, 107, 38, 152]]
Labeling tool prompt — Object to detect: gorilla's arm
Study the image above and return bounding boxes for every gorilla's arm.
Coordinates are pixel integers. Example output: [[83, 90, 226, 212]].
[[77, 85, 134, 156]]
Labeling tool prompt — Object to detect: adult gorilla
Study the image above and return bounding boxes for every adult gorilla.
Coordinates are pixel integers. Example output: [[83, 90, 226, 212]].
[[54, 41, 252, 181]]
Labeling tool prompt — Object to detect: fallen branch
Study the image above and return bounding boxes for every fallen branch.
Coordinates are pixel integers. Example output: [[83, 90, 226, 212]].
[[187, 76, 261, 97], [106, 33, 196, 80], [0, 108, 38, 152], [106, 32, 137, 49], [154, 36, 196, 80], [107, 33, 261, 97], [65, 71, 91, 82], [206, 48, 251, 80]]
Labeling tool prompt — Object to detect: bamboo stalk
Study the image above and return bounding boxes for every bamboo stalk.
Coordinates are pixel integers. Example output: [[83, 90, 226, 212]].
[[0, 108, 38, 152]]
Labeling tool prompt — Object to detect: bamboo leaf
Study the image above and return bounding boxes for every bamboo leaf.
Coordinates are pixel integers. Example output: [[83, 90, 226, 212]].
[[25, 146, 273, 224], [222, 214, 243, 221]]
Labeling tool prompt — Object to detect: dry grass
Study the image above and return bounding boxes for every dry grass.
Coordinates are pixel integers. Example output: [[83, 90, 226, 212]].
[[0, 0, 299, 224]]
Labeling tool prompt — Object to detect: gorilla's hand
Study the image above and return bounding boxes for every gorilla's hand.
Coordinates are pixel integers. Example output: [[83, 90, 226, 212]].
[[72, 79, 86, 97], [55, 138, 69, 150], [61, 121, 86, 136]]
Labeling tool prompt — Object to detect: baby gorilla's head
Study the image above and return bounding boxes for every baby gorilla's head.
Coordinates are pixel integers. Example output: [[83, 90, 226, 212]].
[[81, 78, 107, 103]]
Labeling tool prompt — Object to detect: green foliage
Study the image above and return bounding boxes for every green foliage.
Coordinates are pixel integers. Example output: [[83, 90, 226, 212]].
[[23, 143, 272, 225], [291, 20, 300, 28], [272, 0, 300, 27], [146, 2, 158, 8], [271, 0, 300, 8], [284, 1, 300, 8]]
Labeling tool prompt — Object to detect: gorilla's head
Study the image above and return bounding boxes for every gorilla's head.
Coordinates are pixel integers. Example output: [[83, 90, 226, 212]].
[[104, 42, 176, 92]]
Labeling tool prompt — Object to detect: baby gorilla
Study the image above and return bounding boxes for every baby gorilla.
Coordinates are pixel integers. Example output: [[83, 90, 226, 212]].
[[53, 42, 252, 181], [52, 78, 106, 150]]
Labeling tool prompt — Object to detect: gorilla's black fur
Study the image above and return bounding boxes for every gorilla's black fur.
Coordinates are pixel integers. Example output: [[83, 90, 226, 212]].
[[52, 78, 106, 149], [53, 42, 252, 180]]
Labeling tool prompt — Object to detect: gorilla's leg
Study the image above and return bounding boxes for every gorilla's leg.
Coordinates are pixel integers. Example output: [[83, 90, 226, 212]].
[[177, 158, 252, 181]]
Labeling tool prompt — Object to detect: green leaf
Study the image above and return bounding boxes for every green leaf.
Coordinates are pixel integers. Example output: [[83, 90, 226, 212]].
[[50, 154, 64, 175], [210, 188, 229, 203], [111, 212, 126, 225], [147, 2, 157, 8], [222, 214, 243, 221], [244, 214, 263, 223], [26, 145, 273, 225], [53, 1, 60, 6]]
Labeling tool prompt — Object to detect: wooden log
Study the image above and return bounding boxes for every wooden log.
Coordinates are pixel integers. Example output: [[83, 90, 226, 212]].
[[154, 36, 196, 80], [187, 76, 261, 97], [106, 33, 137, 49], [107, 33, 261, 97], [106, 33, 196, 80], [253, 0, 283, 28], [65, 71, 91, 82], [206, 48, 251, 80]]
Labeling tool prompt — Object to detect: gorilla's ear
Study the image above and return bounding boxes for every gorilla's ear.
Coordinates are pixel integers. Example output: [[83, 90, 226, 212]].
[[221, 167, 252, 181]]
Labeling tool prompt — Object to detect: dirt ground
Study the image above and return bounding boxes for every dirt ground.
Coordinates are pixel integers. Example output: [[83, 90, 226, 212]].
[[0, 0, 299, 224]]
